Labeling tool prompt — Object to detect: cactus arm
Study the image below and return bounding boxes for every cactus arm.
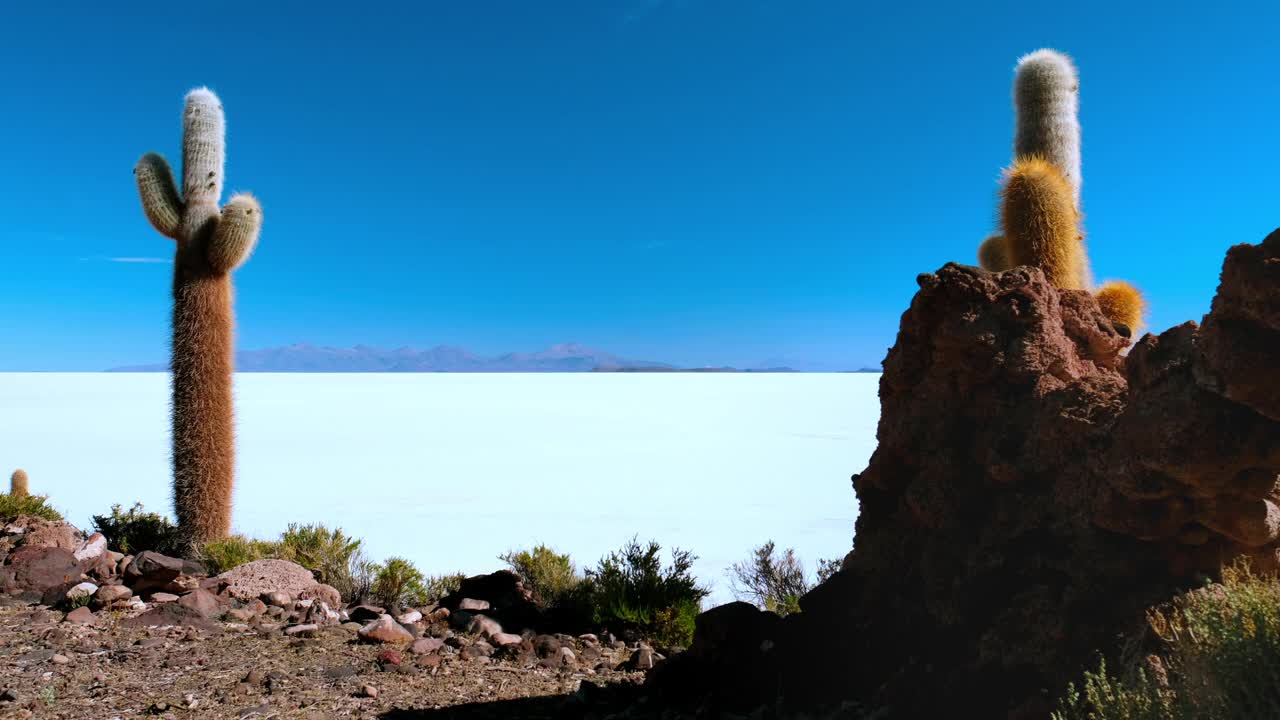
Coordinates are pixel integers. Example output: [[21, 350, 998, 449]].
[[181, 87, 225, 208], [134, 153, 183, 239], [977, 234, 1011, 271], [207, 193, 262, 273]]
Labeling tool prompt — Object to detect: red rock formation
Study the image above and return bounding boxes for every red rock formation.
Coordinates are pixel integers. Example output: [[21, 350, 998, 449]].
[[660, 231, 1280, 718]]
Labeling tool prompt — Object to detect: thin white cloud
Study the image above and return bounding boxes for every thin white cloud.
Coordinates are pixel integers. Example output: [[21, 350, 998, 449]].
[[108, 257, 171, 264]]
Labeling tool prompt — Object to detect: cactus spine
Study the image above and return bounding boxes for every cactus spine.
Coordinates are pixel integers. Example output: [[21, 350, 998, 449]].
[[1000, 156, 1087, 290], [10, 469, 28, 499], [133, 88, 262, 548]]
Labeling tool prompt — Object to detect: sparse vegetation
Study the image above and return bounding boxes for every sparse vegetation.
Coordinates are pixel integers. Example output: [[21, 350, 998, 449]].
[[422, 572, 467, 604], [583, 537, 708, 646], [816, 556, 844, 584], [200, 534, 283, 575], [0, 491, 62, 524], [91, 503, 181, 555], [728, 540, 809, 616], [727, 542, 847, 616], [371, 557, 430, 610], [1054, 560, 1280, 719], [501, 544, 581, 606], [278, 523, 369, 601]]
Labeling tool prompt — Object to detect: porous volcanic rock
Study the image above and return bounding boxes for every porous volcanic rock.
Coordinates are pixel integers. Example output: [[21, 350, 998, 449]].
[[216, 559, 319, 601], [662, 231, 1280, 718]]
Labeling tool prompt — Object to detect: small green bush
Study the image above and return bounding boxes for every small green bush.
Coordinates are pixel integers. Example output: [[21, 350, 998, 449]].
[[651, 599, 700, 648], [371, 557, 429, 610], [0, 492, 62, 524], [816, 556, 845, 584], [585, 537, 708, 638], [1054, 560, 1280, 720], [422, 572, 466, 604], [91, 503, 179, 554], [500, 544, 581, 606], [200, 534, 282, 575], [728, 540, 810, 617], [278, 523, 367, 601]]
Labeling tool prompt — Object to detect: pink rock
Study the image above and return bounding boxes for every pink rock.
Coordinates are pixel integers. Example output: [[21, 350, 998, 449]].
[[357, 614, 413, 645], [177, 589, 222, 618], [376, 649, 403, 666], [409, 637, 445, 655], [284, 623, 319, 637], [91, 584, 132, 609], [458, 597, 490, 611], [491, 632, 523, 648], [73, 533, 108, 562], [298, 583, 341, 609], [468, 614, 503, 639], [64, 606, 94, 625]]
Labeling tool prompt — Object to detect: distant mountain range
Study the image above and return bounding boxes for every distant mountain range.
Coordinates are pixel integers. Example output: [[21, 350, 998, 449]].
[[108, 343, 670, 373], [107, 342, 881, 373]]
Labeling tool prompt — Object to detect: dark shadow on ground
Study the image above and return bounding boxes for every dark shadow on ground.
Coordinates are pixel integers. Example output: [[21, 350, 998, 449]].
[[378, 681, 671, 720]]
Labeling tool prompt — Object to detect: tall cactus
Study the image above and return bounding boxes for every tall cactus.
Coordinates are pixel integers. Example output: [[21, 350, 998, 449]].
[[978, 50, 1145, 337], [1013, 49, 1082, 205], [10, 469, 28, 499], [134, 88, 262, 547]]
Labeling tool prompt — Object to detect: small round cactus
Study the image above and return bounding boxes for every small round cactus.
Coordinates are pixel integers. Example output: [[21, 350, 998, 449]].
[[977, 234, 1011, 272], [1095, 281, 1146, 336], [10, 469, 29, 499]]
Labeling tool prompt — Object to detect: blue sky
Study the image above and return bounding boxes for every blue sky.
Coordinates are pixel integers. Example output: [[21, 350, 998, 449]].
[[1, 1, 1276, 371]]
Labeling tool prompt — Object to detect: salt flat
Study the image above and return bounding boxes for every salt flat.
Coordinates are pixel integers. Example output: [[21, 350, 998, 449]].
[[0, 372, 878, 605]]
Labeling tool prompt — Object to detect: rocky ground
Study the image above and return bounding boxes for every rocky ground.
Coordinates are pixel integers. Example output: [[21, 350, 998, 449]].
[[0, 601, 652, 719], [0, 518, 669, 720]]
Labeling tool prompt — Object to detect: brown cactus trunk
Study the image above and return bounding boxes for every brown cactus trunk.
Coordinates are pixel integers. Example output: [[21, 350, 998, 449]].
[[170, 244, 236, 546]]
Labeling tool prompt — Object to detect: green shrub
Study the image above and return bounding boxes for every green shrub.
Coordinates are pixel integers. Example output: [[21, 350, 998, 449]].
[[422, 572, 466, 604], [0, 492, 62, 523], [91, 503, 180, 554], [1054, 657, 1172, 720], [1054, 560, 1280, 719], [652, 599, 700, 648], [728, 540, 810, 617], [278, 523, 367, 602], [816, 556, 845, 584], [200, 534, 282, 574], [500, 544, 581, 606], [585, 537, 708, 637], [371, 557, 429, 609]]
